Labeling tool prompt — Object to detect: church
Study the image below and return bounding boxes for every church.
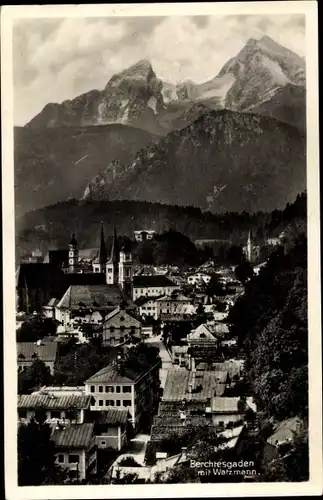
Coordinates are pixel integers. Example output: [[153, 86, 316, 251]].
[[16, 224, 135, 315]]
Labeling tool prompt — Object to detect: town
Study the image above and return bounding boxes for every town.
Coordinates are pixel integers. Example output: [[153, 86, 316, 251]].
[[16, 221, 307, 485]]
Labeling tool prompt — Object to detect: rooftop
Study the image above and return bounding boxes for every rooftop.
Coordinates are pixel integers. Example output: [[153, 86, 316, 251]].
[[18, 394, 92, 410], [17, 341, 58, 362], [267, 417, 303, 446], [51, 423, 94, 449], [56, 284, 134, 311], [85, 358, 159, 385], [97, 409, 129, 426], [211, 397, 242, 413], [163, 369, 228, 401]]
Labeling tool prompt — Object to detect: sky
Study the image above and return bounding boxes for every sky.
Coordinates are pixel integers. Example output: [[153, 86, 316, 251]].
[[13, 14, 305, 125]]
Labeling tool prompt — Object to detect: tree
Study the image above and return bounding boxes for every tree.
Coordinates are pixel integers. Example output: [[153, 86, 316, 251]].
[[18, 418, 67, 485], [18, 359, 53, 394], [17, 316, 58, 342], [53, 343, 117, 386], [205, 273, 224, 297], [234, 259, 254, 284], [119, 456, 142, 467]]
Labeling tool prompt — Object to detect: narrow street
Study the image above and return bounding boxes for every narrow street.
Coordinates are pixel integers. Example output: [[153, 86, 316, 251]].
[[144, 333, 173, 389]]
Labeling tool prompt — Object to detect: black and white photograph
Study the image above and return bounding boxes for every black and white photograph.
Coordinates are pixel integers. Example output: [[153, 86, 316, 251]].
[[2, 2, 322, 498]]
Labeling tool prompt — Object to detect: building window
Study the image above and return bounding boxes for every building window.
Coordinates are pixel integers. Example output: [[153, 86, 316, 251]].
[[101, 440, 106, 446], [99, 386, 103, 393], [57, 454, 64, 463], [90, 386, 95, 393], [116, 386, 121, 393], [116, 400, 121, 406], [106, 400, 115, 406], [123, 386, 131, 393], [18, 409, 27, 419], [105, 386, 114, 393], [51, 410, 61, 419], [123, 400, 131, 407], [110, 327, 115, 333], [99, 400, 103, 407], [68, 454, 80, 464], [120, 325, 125, 332], [69, 470, 78, 479], [66, 410, 77, 421], [120, 316, 125, 322], [108, 269, 112, 273]]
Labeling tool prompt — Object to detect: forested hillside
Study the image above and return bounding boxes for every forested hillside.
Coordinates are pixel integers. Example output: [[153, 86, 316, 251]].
[[17, 193, 306, 260], [228, 230, 308, 481]]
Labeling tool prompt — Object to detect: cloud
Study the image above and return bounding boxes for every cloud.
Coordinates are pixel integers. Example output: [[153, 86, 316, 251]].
[[13, 14, 305, 125]]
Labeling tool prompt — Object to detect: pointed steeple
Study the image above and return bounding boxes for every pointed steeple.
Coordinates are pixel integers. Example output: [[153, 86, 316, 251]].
[[70, 229, 77, 247], [108, 225, 119, 264], [98, 222, 108, 265]]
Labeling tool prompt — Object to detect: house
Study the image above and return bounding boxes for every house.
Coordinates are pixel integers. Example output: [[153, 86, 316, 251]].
[[132, 275, 180, 301], [266, 237, 281, 246], [42, 298, 59, 319], [85, 355, 160, 429], [93, 409, 129, 451], [156, 293, 194, 319], [17, 341, 58, 374], [264, 417, 304, 463], [51, 423, 97, 480], [102, 306, 141, 346], [209, 397, 245, 428], [133, 230, 155, 242], [186, 324, 223, 348], [134, 296, 161, 321], [17, 394, 92, 424], [162, 368, 228, 402], [187, 272, 211, 287], [55, 284, 135, 328]]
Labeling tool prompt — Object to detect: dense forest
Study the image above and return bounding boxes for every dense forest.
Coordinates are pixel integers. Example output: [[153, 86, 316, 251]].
[[16, 192, 306, 261]]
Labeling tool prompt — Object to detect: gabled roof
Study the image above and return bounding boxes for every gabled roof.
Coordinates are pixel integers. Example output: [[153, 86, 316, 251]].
[[103, 307, 140, 325], [17, 342, 58, 362], [85, 358, 159, 385], [51, 423, 94, 449], [56, 284, 134, 311], [86, 364, 136, 384], [133, 275, 177, 288], [17, 394, 91, 410], [45, 298, 59, 307]]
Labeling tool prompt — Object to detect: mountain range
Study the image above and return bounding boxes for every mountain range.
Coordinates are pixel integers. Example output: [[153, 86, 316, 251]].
[[16, 35, 306, 216], [26, 35, 306, 133], [83, 110, 306, 213]]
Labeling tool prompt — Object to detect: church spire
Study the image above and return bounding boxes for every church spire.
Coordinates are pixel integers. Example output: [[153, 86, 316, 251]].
[[98, 222, 108, 265], [70, 229, 77, 247], [108, 225, 119, 264]]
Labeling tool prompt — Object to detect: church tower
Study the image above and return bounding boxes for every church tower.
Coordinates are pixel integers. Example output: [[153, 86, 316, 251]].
[[119, 246, 133, 298], [106, 226, 119, 285], [92, 222, 108, 273], [68, 230, 78, 273]]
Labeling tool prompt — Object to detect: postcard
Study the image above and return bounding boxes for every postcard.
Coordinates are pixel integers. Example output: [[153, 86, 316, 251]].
[[2, 1, 322, 499]]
